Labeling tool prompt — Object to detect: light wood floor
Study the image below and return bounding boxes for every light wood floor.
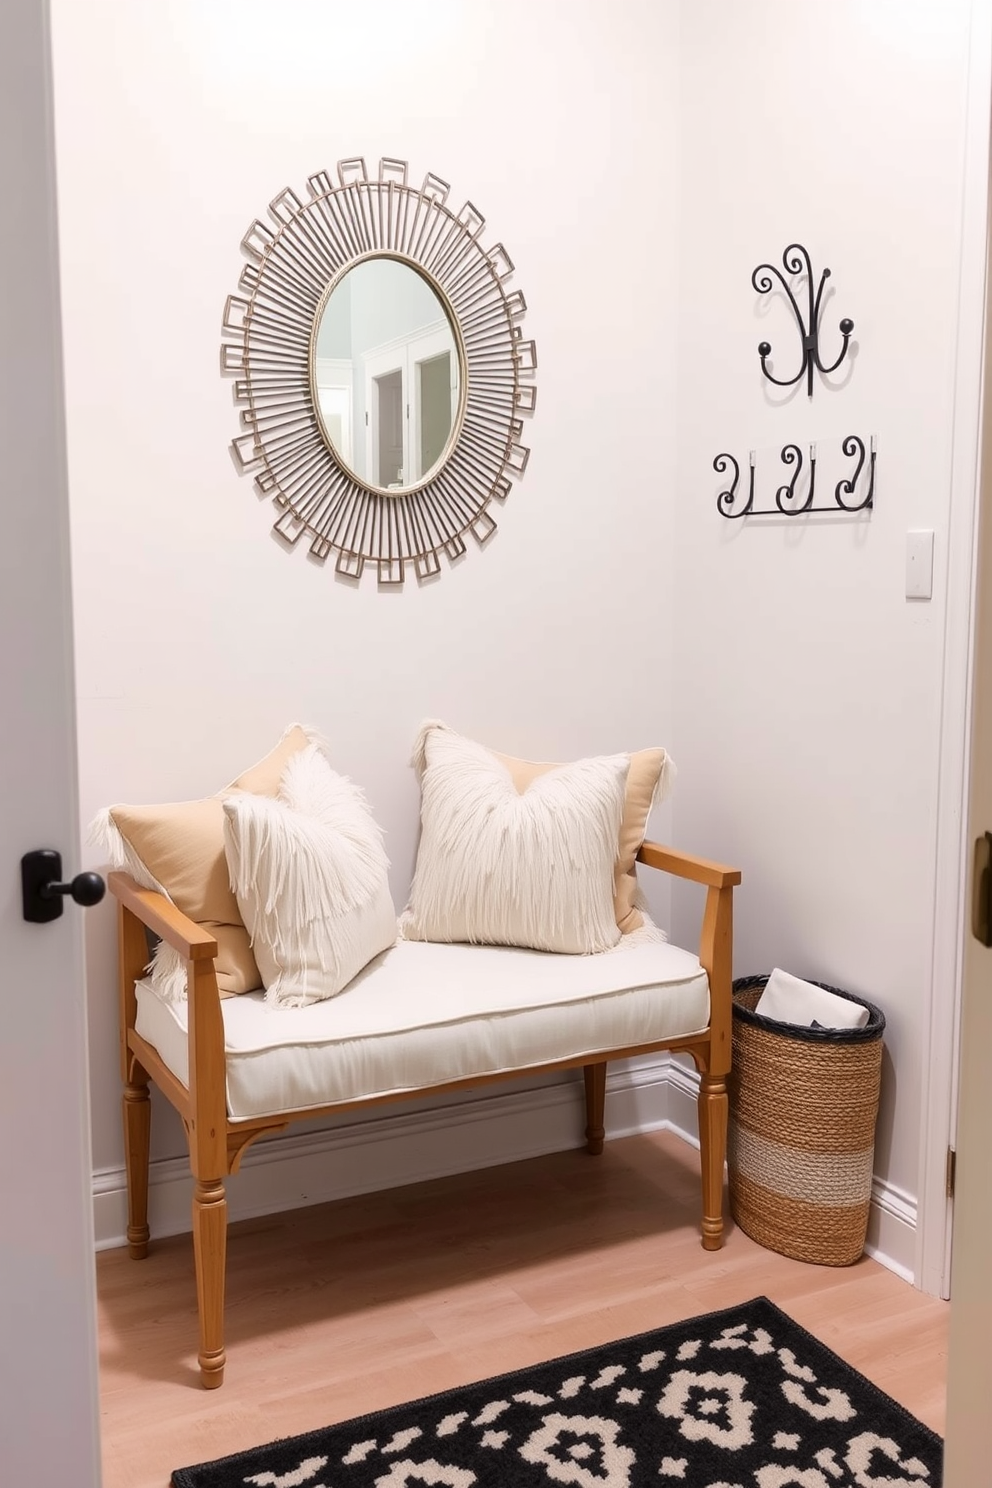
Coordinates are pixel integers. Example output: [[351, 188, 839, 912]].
[[96, 1130, 948, 1488]]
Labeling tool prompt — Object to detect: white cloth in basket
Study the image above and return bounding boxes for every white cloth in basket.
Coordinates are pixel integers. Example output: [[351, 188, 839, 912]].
[[753, 967, 870, 1030]]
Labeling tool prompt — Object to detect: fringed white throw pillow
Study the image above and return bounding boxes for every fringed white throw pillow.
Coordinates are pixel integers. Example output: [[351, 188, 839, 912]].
[[222, 744, 397, 1007], [399, 723, 629, 954]]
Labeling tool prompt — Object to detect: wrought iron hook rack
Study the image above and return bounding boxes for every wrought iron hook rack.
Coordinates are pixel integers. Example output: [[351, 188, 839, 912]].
[[752, 243, 854, 398], [714, 435, 876, 519]]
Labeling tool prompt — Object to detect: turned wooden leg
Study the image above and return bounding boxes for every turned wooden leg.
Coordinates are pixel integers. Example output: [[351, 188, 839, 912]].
[[698, 1072, 728, 1250], [192, 1178, 227, 1388], [122, 1073, 151, 1259], [584, 1062, 607, 1155]]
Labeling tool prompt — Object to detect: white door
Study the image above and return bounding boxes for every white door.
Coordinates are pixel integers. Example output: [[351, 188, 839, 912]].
[[0, 1, 102, 1483], [369, 365, 406, 487]]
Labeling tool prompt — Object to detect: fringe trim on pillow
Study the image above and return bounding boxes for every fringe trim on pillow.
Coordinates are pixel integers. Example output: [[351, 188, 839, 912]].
[[611, 912, 669, 950], [296, 720, 335, 763], [655, 750, 677, 806], [225, 791, 387, 930], [146, 941, 189, 1003], [223, 744, 395, 1007], [410, 718, 453, 776]]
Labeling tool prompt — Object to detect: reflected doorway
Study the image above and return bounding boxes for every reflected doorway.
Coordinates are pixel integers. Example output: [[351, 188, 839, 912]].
[[419, 352, 452, 477], [374, 368, 404, 487]]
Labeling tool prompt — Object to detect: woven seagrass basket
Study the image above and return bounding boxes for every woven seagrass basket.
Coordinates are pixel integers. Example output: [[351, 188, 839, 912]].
[[728, 973, 886, 1267]]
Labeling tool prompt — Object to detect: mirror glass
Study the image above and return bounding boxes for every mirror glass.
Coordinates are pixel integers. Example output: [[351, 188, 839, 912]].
[[312, 255, 462, 493]]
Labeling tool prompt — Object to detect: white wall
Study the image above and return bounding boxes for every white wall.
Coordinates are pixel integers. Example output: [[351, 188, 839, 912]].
[[50, 0, 682, 1176], [50, 0, 988, 1270], [672, 0, 983, 1221]]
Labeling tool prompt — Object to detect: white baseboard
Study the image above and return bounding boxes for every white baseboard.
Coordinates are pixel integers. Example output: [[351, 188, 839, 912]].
[[93, 1054, 918, 1284], [664, 1054, 704, 1150], [93, 1055, 673, 1251], [864, 1179, 917, 1283], [661, 1058, 919, 1283]]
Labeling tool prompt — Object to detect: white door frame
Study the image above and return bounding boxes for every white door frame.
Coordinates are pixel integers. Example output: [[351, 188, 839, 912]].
[[365, 347, 406, 487], [943, 34, 992, 1465], [407, 325, 458, 479], [362, 320, 452, 487], [916, 0, 992, 1298]]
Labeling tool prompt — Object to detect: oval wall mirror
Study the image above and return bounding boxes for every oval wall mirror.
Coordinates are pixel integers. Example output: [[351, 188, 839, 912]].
[[221, 157, 537, 585], [311, 253, 465, 495]]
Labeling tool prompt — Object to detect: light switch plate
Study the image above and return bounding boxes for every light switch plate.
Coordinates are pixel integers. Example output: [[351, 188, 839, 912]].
[[906, 529, 934, 600]]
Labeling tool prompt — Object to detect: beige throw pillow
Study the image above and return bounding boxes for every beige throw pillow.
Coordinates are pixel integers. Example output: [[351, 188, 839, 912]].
[[92, 724, 311, 998], [222, 744, 396, 1007], [399, 723, 630, 954], [494, 745, 672, 934]]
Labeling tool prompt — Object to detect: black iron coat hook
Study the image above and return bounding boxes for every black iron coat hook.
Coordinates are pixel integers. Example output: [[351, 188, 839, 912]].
[[714, 436, 875, 518], [752, 243, 854, 398]]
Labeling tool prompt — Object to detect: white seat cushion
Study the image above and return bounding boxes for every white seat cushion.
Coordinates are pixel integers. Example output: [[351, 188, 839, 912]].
[[134, 937, 710, 1122]]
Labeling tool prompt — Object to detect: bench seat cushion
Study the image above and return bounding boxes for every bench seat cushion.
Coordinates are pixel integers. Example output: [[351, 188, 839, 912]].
[[134, 937, 710, 1122]]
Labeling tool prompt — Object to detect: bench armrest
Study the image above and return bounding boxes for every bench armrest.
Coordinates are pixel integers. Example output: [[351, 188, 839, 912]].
[[637, 841, 741, 889], [107, 871, 218, 959], [636, 839, 740, 1077], [109, 873, 227, 1154]]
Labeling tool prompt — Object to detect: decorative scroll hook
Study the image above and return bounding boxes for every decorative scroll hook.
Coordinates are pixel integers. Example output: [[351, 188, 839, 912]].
[[774, 443, 805, 512], [834, 434, 876, 512], [714, 451, 755, 518], [752, 243, 854, 399]]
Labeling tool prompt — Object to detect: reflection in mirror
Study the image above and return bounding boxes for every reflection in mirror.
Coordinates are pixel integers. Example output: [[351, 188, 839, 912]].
[[312, 255, 462, 493]]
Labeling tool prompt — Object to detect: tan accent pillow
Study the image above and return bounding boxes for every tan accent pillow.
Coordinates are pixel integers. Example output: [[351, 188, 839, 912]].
[[492, 746, 672, 934], [98, 725, 310, 996], [230, 726, 311, 795]]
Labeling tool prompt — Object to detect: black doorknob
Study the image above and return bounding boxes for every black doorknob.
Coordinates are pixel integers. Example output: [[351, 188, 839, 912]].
[[45, 871, 106, 907], [21, 849, 106, 923]]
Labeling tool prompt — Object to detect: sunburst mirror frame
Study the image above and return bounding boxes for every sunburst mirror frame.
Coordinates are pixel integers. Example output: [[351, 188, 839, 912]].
[[221, 157, 537, 584]]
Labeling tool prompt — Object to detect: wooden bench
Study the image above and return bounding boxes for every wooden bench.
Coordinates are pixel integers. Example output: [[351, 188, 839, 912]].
[[112, 840, 740, 1388]]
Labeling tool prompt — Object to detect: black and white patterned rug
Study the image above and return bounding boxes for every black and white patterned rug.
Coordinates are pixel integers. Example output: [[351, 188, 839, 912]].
[[171, 1296, 942, 1488]]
